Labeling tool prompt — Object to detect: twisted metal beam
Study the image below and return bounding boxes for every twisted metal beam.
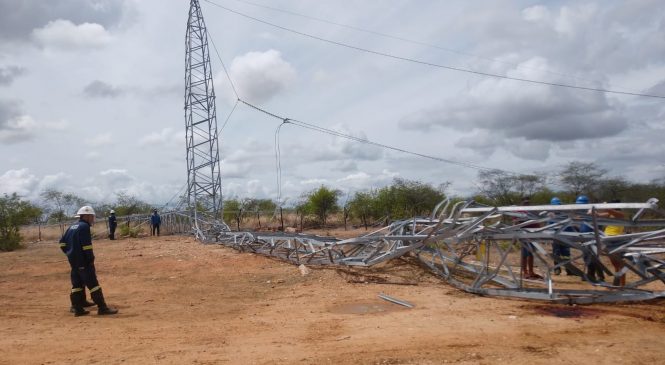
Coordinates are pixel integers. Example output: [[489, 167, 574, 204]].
[[195, 198, 665, 304]]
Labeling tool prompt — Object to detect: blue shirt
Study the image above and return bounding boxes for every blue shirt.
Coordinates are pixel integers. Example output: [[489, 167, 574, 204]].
[[151, 213, 161, 225]]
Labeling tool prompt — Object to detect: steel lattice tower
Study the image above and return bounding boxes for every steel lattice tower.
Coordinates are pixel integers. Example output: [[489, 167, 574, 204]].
[[184, 0, 223, 226]]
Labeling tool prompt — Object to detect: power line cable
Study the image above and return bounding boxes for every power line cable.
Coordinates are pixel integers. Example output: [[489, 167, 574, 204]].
[[218, 98, 239, 134], [240, 99, 499, 173], [208, 35, 240, 100], [202, 0, 665, 100], [224, 0, 632, 93], [274, 121, 288, 204]]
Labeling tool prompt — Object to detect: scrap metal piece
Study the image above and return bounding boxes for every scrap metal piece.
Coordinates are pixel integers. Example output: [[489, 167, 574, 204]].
[[378, 293, 415, 308]]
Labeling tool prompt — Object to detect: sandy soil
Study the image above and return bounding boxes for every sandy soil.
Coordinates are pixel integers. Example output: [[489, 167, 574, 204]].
[[1, 234, 664, 365]]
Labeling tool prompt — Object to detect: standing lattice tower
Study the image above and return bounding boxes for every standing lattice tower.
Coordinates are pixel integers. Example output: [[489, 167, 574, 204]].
[[184, 0, 225, 237]]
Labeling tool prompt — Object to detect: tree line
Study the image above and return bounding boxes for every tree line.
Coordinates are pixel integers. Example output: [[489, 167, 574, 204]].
[[2, 161, 664, 251]]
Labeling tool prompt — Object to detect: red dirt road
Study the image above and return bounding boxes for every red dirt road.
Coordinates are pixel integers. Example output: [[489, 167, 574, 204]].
[[1, 235, 664, 364]]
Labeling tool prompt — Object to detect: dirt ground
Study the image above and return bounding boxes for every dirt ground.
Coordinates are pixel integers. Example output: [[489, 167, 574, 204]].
[[2, 233, 665, 365]]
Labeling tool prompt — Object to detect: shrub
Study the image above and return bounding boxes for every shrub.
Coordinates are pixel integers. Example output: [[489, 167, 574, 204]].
[[0, 193, 42, 251], [119, 224, 141, 238]]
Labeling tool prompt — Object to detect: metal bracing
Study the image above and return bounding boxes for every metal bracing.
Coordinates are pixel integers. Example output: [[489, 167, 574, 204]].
[[180, 1, 665, 303], [185, 0, 225, 239], [212, 199, 665, 304]]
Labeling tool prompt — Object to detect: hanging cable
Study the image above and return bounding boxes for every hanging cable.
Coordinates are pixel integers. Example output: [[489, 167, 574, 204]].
[[218, 99, 239, 134], [202, 0, 665, 100], [208, 35, 240, 100], [242, 99, 498, 172], [274, 119, 289, 204]]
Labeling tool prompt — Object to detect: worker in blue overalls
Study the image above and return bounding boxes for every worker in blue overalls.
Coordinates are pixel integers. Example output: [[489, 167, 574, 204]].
[[549, 197, 574, 275], [60, 206, 118, 316], [108, 209, 117, 240], [150, 209, 161, 236]]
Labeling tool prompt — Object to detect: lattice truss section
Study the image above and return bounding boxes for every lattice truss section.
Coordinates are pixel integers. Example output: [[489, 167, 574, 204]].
[[215, 199, 665, 304], [182, 1, 665, 303], [185, 0, 223, 226]]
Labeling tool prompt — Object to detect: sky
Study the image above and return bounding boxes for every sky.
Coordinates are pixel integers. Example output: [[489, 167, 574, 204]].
[[0, 0, 664, 208]]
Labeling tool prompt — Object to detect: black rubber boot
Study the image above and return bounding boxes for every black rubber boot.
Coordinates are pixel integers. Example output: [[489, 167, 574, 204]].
[[70, 291, 90, 317], [91, 288, 118, 315]]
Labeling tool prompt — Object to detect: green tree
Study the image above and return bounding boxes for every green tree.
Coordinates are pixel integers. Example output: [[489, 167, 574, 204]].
[[596, 177, 631, 202], [306, 186, 341, 226], [40, 189, 86, 233], [114, 192, 152, 216], [0, 193, 42, 251], [348, 191, 378, 230], [390, 178, 446, 217], [476, 171, 545, 205], [223, 199, 245, 230], [476, 170, 519, 206], [559, 161, 607, 198]]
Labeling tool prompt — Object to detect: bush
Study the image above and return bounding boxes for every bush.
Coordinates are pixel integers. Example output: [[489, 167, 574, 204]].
[[0, 193, 42, 252], [119, 224, 141, 238]]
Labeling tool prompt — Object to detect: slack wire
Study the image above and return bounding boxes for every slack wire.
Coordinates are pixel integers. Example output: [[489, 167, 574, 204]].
[[208, 35, 239, 100], [203, 0, 665, 100], [274, 120, 289, 204], [241, 99, 497, 173], [218, 99, 239, 134]]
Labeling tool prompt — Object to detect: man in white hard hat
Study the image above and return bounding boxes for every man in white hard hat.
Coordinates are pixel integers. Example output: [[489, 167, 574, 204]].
[[59, 206, 118, 316], [108, 210, 117, 240]]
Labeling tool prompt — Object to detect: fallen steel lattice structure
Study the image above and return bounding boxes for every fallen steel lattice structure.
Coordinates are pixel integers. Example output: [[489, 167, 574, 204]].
[[213, 199, 665, 304], [181, 0, 665, 304]]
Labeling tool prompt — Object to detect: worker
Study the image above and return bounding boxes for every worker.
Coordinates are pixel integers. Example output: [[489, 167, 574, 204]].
[[60, 206, 118, 316], [549, 197, 573, 275], [108, 210, 117, 240], [576, 195, 605, 283], [517, 197, 542, 280], [597, 199, 627, 286], [150, 209, 161, 236]]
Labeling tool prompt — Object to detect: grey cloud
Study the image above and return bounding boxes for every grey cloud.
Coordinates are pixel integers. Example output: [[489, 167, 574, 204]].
[[0, 66, 25, 86], [647, 79, 665, 96], [83, 80, 123, 98], [0, 99, 20, 123], [0, 0, 128, 43], [454, 2, 665, 76], [401, 81, 628, 142], [0, 99, 35, 143]]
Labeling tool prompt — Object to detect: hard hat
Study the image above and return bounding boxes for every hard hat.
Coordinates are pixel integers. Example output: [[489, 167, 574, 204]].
[[110, 210, 115, 214], [550, 197, 561, 205], [575, 195, 589, 204], [76, 206, 96, 216]]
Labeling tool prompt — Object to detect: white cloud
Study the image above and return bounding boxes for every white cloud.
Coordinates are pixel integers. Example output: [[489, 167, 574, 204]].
[[0, 169, 38, 196], [228, 49, 296, 103], [32, 19, 113, 50]]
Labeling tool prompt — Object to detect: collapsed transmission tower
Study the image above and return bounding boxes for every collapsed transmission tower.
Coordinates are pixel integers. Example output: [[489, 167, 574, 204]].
[[184, 0, 226, 238], [179, 1, 665, 304]]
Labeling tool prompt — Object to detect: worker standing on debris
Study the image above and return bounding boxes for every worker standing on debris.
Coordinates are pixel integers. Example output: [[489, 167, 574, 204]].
[[60, 206, 118, 316], [549, 197, 573, 276], [517, 197, 542, 280], [108, 210, 117, 240], [150, 209, 161, 236], [576, 195, 605, 283], [597, 199, 627, 286]]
